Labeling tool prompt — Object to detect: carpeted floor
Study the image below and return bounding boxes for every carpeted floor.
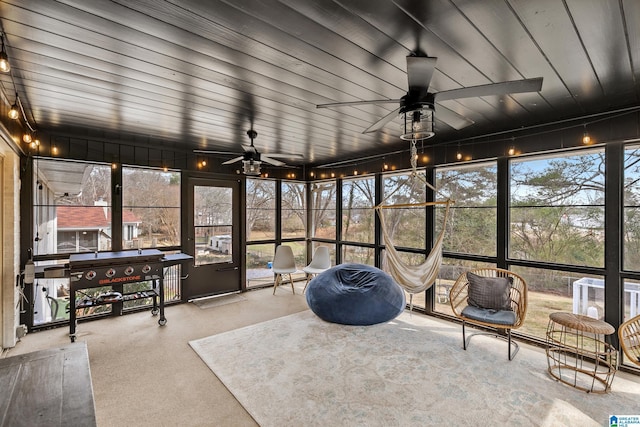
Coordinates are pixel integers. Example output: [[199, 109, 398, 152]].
[[190, 310, 640, 427], [5, 283, 640, 426]]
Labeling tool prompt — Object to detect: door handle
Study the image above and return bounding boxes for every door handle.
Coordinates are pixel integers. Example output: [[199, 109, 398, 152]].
[[216, 266, 239, 272]]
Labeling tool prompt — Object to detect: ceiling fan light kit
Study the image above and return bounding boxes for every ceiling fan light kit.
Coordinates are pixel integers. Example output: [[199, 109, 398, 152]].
[[242, 159, 262, 176], [400, 105, 435, 141]]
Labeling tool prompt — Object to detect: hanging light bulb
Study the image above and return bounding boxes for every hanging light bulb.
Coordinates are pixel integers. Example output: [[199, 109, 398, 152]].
[[0, 34, 10, 73], [581, 124, 592, 145], [23, 132, 32, 144], [508, 146, 516, 156], [8, 94, 19, 120]]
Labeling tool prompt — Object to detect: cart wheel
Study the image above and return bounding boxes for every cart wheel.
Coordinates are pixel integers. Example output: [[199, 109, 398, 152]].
[[151, 308, 159, 316], [158, 318, 167, 326]]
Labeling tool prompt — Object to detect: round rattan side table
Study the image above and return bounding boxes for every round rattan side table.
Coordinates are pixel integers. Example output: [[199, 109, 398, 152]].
[[545, 312, 618, 393]]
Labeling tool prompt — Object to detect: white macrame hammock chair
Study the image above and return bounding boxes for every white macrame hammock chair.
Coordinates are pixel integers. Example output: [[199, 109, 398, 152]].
[[374, 141, 453, 309]]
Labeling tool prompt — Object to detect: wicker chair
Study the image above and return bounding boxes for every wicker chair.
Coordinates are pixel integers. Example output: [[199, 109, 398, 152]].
[[449, 268, 528, 360], [619, 314, 640, 367]]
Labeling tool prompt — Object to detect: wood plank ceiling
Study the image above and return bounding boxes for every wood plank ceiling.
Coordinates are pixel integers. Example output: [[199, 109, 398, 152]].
[[0, 0, 639, 168]]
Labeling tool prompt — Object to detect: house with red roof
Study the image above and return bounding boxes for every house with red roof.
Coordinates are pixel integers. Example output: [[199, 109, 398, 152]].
[[56, 201, 140, 253]]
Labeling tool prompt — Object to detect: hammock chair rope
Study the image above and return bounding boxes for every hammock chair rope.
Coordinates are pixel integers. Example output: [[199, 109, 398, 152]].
[[375, 140, 453, 302]]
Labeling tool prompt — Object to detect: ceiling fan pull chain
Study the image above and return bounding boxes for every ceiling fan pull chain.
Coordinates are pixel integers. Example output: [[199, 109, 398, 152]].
[[410, 139, 418, 173]]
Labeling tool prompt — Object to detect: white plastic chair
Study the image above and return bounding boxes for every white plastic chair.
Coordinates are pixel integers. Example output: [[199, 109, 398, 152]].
[[302, 246, 331, 293], [272, 245, 297, 295]]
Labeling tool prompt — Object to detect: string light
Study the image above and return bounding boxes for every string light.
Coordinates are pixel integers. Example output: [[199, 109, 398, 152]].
[[0, 33, 10, 73], [8, 93, 19, 120], [582, 125, 592, 145], [508, 146, 516, 156]]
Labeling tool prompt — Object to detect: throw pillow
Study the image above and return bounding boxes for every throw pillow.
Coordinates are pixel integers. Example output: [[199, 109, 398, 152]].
[[466, 272, 512, 311]]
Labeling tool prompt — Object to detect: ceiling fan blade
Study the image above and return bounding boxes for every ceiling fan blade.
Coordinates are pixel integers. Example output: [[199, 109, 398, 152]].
[[261, 153, 304, 159], [434, 77, 543, 102], [222, 156, 245, 165], [317, 99, 400, 108], [260, 155, 286, 167], [406, 56, 437, 93], [194, 149, 240, 156], [435, 106, 475, 130], [363, 106, 401, 133], [242, 144, 258, 153]]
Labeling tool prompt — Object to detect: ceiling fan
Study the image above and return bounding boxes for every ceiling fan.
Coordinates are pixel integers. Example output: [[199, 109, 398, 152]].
[[194, 130, 303, 176], [317, 53, 543, 140]]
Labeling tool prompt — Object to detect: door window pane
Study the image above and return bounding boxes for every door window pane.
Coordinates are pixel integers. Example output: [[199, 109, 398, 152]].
[[194, 185, 232, 266]]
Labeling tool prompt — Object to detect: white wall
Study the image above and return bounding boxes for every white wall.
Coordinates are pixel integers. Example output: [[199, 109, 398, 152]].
[[0, 133, 21, 349]]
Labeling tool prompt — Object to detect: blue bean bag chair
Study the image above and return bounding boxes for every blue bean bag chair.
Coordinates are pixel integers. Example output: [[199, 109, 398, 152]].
[[305, 263, 406, 325]]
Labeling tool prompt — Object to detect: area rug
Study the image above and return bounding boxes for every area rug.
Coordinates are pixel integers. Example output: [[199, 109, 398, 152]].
[[189, 310, 640, 427], [190, 293, 246, 310]]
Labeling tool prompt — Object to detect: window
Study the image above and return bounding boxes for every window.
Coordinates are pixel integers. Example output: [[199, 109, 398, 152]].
[[511, 265, 603, 339], [342, 176, 375, 243], [510, 150, 605, 267], [246, 243, 276, 288], [311, 180, 336, 239], [247, 178, 276, 241], [122, 166, 180, 249], [381, 171, 426, 249], [281, 182, 306, 239], [436, 162, 497, 256], [33, 158, 111, 256], [624, 144, 640, 271]]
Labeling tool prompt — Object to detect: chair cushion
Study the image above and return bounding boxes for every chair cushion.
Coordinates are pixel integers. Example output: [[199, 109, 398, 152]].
[[461, 305, 517, 326], [305, 263, 406, 326], [467, 272, 512, 310]]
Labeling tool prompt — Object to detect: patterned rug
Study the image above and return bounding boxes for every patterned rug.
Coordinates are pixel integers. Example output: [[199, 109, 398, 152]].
[[189, 310, 640, 427]]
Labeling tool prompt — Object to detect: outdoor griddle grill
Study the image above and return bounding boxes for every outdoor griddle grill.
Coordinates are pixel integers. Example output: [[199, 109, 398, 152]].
[[67, 249, 190, 342]]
